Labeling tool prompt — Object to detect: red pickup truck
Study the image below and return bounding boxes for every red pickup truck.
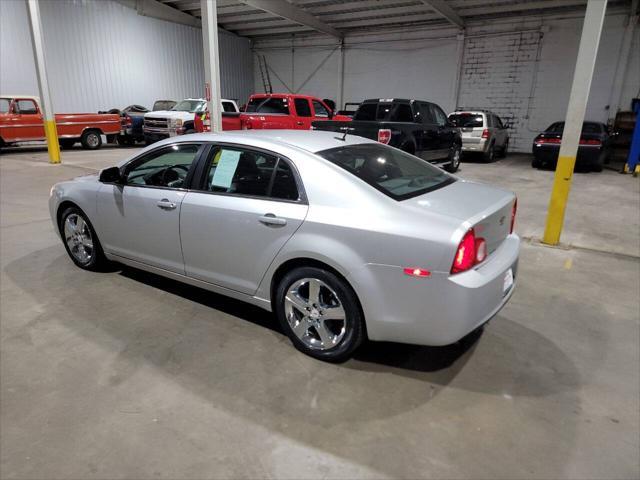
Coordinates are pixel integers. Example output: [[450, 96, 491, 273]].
[[239, 94, 351, 130], [0, 95, 122, 150]]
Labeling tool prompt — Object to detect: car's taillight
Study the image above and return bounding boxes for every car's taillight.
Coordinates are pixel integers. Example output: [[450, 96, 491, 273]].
[[481, 129, 490, 139], [378, 129, 391, 144], [510, 198, 517, 234], [203, 112, 211, 132], [536, 137, 561, 144], [121, 116, 132, 127], [451, 229, 487, 274], [579, 138, 601, 146]]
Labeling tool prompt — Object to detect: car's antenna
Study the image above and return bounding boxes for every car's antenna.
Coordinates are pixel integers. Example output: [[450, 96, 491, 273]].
[[336, 126, 354, 141]]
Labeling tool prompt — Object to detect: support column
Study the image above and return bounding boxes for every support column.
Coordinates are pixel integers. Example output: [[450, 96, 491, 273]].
[[26, 0, 60, 164], [201, 0, 222, 132], [607, 12, 637, 119], [336, 40, 345, 110], [453, 30, 465, 109], [542, 0, 607, 245]]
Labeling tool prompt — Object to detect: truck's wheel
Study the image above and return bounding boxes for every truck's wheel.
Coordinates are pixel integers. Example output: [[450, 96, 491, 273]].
[[81, 130, 102, 150], [59, 139, 75, 150], [445, 144, 461, 173], [184, 129, 195, 135]]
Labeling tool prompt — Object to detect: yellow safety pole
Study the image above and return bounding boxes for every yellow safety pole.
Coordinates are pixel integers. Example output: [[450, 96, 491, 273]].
[[25, 0, 60, 164], [542, 0, 607, 244]]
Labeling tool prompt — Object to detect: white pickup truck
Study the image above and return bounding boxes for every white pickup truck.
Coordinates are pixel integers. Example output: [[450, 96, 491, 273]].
[[143, 98, 239, 144]]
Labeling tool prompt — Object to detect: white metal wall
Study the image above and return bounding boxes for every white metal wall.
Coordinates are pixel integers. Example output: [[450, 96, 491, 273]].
[[254, 12, 639, 152], [0, 0, 253, 112]]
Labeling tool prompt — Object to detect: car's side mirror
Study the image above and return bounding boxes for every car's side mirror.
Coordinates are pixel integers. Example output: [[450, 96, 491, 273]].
[[99, 166, 122, 183]]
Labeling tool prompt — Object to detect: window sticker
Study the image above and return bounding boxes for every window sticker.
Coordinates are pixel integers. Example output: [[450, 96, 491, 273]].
[[211, 150, 241, 188]]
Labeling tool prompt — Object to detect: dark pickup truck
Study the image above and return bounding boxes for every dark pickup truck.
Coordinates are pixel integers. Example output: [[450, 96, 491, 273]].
[[312, 98, 462, 172]]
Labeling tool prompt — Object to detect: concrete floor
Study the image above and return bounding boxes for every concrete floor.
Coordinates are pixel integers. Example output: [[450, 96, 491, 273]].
[[1, 144, 639, 479]]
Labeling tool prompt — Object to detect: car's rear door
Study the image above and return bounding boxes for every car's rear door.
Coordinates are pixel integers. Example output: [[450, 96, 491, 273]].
[[293, 98, 313, 129], [96, 142, 204, 273], [180, 144, 308, 295]]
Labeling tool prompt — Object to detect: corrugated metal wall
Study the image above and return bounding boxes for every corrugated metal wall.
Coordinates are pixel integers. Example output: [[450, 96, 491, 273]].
[[0, 0, 253, 112]]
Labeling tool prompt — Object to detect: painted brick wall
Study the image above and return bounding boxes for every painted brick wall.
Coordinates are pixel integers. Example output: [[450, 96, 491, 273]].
[[458, 31, 542, 152]]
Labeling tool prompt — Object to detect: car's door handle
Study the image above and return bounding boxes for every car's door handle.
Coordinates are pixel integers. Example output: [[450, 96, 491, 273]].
[[157, 199, 177, 210], [259, 213, 287, 226], [296, 121, 303, 126]]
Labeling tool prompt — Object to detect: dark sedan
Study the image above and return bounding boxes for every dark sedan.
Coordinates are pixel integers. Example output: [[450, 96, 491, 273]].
[[532, 121, 612, 172]]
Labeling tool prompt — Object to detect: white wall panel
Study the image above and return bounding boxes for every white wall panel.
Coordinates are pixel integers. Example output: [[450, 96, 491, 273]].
[[0, 0, 253, 112]]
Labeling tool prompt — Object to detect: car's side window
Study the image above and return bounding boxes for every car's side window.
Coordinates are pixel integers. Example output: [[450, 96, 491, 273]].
[[312, 100, 330, 118], [15, 99, 38, 114], [124, 144, 201, 189], [203, 147, 300, 201], [294, 98, 312, 117], [418, 103, 435, 124], [429, 104, 448, 127]]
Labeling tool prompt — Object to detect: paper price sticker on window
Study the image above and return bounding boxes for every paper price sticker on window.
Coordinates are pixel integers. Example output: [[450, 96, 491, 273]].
[[211, 150, 241, 189]]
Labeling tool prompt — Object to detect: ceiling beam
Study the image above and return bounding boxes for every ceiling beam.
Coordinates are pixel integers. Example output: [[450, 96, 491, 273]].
[[240, 0, 343, 38], [419, 0, 464, 28]]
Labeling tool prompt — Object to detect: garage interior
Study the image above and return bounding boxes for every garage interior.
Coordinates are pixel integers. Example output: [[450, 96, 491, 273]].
[[1, 0, 639, 479]]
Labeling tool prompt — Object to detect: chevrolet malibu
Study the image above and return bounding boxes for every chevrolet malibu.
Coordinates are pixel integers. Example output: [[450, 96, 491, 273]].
[[49, 130, 519, 362]]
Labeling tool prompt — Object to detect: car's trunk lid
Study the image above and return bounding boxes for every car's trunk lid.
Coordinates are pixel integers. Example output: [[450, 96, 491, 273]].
[[406, 179, 515, 254]]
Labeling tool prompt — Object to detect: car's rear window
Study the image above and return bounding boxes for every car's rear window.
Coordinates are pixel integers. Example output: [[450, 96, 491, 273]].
[[353, 103, 414, 122], [546, 122, 603, 134], [246, 97, 289, 115], [0, 99, 10, 113], [317, 143, 454, 201], [448, 113, 484, 128]]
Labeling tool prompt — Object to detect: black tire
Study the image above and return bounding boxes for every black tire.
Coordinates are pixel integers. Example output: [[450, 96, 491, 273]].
[[445, 144, 461, 173], [274, 266, 365, 362], [59, 139, 75, 150], [591, 151, 605, 172], [59, 206, 108, 271], [80, 130, 102, 150], [483, 143, 495, 162], [499, 139, 509, 158]]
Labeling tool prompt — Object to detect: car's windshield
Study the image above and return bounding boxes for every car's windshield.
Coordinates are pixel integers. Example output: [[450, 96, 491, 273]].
[[317, 143, 454, 200], [172, 100, 206, 113], [546, 122, 603, 134], [0, 98, 10, 113], [448, 113, 484, 128]]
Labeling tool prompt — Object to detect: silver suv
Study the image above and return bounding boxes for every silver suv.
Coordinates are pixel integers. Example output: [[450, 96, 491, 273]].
[[448, 109, 510, 161]]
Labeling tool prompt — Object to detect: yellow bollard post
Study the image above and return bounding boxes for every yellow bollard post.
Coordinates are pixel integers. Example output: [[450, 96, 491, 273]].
[[542, 0, 607, 245], [43, 119, 61, 164]]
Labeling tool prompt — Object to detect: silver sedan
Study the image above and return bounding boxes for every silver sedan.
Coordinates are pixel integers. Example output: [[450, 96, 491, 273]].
[[49, 130, 519, 361]]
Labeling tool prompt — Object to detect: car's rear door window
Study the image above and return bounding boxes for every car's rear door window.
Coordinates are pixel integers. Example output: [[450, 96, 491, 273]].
[[202, 147, 300, 201], [317, 143, 454, 200], [246, 97, 290, 115]]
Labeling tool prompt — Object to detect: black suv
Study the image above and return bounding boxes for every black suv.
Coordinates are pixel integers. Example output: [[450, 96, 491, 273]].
[[312, 98, 462, 172]]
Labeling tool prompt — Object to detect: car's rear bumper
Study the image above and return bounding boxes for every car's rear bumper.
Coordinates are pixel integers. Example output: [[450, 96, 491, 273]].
[[532, 144, 602, 165], [351, 234, 520, 346], [461, 137, 488, 152]]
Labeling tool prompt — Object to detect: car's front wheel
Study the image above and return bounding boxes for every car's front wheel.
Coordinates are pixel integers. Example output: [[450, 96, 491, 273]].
[[59, 206, 108, 271], [275, 267, 364, 362], [445, 144, 461, 173]]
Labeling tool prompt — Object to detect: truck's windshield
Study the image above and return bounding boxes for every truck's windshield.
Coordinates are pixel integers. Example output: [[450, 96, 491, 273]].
[[0, 99, 10, 113], [353, 103, 414, 122], [172, 100, 206, 113], [317, 143, 454, 201]]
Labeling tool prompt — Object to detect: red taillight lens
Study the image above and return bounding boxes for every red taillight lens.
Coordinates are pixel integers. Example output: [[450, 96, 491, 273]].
[[378, 129, 391, 144], [536, 137, 561, 144], [451, 229, 478, 274], [579, 138, 601, 146], [481, 128, 490, 139], [203, 112, 211, 132], [510, 198, 517, 234]]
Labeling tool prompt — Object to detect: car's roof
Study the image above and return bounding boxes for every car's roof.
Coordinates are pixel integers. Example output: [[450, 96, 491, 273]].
[[1, 95, 40, 101], [140, 130, 375, 156]]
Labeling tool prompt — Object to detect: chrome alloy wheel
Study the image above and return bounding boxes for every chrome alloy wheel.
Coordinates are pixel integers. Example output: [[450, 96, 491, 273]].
[[451, 146, 461, 169], [284, 277, 347, 350], [64, 214, 93, 264], [86, 133, 100, 148]]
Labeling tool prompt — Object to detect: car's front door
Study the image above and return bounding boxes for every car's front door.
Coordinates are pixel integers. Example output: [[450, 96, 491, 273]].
[[311, 100, 332, 128], [95, 142, 204, 273], [293, 98, 313, 129], [429, 103, 456, 160], [180, 145, 308, 295], [414, 102, 440, 162], [10, 98, 44, 141]]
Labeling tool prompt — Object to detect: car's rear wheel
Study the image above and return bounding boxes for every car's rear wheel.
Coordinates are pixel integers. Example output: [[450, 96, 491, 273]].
[[483, 143, 495, 162], [59, 206, 108, 271], [500, 139, 509, 158], [445, 144, 461, 173], [81, 130, 102, 150], [275, 267, 364, 362]]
